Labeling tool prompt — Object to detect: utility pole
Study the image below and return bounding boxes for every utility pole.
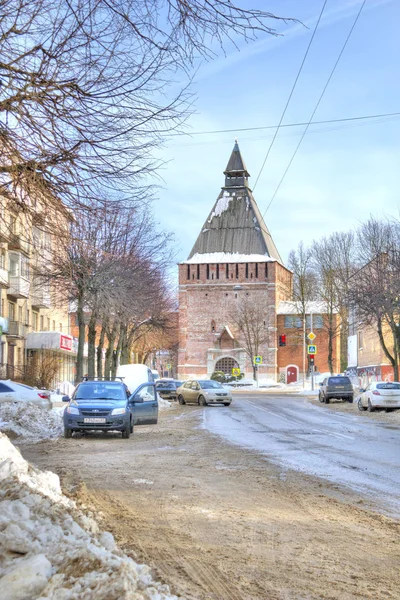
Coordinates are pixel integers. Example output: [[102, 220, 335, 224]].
[[310, 312, 314, 391], [302, 315, 306, 388]]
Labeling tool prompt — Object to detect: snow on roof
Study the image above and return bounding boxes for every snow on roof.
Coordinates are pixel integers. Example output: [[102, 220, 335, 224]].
[[277, 301, 337, 315], [221, 325, 235, 339], [182, 252, 276, 264]]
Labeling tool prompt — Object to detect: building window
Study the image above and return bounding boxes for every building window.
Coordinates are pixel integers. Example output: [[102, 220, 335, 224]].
[[26, 309, 30, 325], [40, 315, 44, 330], [306, 315, 323, 329], [358, 331, 364, 350], [245, 263, 248, 278], [236, 264, 239, 278], [0, 250, 6, 269], [47, 317, 50, 330], [187, 265, 190, 280], [255, 263, 258, 278], [33, 313, 38, 331], [60, 323, 63, 332], [226, 264, 229, 278], [197, 264, 200, 279], [1, 299, 4, 317], [192, 273, 195, 280], [265, 263, 268, 278], [206, 264, 210, 279], [284, 315, 302, 328], [216, 264, 219, 280], [211, 320, 216, 333], [8, 302, 15, 321], [18, 306, 22, 323], [52, 320, 56, 330]]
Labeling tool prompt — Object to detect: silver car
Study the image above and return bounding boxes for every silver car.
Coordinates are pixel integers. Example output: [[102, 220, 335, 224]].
[[177, 380, 232, 406], [0, 380, 52, 410]]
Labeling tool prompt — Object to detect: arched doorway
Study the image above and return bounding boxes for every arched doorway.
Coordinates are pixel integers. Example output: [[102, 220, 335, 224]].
[[286, 365, 298, 384], [215, 356, 239, 375]]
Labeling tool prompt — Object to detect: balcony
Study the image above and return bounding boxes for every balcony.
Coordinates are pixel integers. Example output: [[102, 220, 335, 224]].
[[8, 275, 30, 298], [8, 321, 27, 338], [8, 233, 31, 255], [31, 287, 51, 309], [0, 266, 9, 288]]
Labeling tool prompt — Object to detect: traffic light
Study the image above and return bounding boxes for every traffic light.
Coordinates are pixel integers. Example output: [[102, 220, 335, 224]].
[[279, 334, 286, 347], [309, 354, 315, 364]]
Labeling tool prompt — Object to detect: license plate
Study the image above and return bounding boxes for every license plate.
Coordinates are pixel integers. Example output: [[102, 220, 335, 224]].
[[335, 386, 344, 389], [84, 418, 106, 423]]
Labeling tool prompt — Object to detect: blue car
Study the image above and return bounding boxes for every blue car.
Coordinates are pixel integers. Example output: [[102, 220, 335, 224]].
[[62, 379, 158, 439]]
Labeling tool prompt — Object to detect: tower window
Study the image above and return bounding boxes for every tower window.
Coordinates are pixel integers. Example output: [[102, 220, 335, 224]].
[[216, 264, 219, 280], [192, 273, 195, 280], [236, 264, 239, 278], [211, 320, 216, 333], [197, 264, 200, 279], [226, 264, 229, 278], [265, 263, 268, 278], [206, 264, 210, 279], [187, 265, 190, 280], [245, 263, 249, 278], [255, 263, 258, 278]]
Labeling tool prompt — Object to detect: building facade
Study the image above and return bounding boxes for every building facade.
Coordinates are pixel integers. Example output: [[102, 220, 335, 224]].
[[178, 143, 341, 382]]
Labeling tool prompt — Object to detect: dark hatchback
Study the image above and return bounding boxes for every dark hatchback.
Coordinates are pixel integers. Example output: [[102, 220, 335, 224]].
[[63, 380, 158, 439], [318, 376, 354, 404], [155, 379, 182, 400]]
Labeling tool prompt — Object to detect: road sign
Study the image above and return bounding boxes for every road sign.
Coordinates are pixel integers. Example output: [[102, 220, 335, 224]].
[[232, 367, 241, 376], [307, 332, 316, 341], [166, 363, 172, 370], [254, 355, 262, 365], [307, 345, 317, 355]]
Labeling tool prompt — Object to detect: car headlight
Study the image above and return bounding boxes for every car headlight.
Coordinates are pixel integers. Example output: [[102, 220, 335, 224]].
[[111, 407, 126, 415], [67, 406, 79, 415]]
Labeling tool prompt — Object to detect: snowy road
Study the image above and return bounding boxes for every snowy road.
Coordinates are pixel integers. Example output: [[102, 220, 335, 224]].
[[203, 393, 400, 515]]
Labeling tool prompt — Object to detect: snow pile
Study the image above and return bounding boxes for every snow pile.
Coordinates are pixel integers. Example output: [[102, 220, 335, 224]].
[[0, 403, 63, 442], [0, 433, 181, 600], [158, 398, 172, 410], [225, 378, 283, 389]]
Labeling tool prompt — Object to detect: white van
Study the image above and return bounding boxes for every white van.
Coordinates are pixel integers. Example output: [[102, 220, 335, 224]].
[[151, 369, 160, 381], [116, 364, 154, 395]]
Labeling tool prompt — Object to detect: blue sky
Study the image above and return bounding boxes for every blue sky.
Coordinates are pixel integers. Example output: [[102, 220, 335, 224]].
[[154, 0, 400, 266]]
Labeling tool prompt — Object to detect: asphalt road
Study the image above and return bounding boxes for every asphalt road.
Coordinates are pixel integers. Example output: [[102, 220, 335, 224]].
[[203, 393, 400, 516]]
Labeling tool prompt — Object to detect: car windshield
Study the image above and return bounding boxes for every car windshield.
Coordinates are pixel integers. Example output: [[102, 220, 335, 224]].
[[376, 383, 400, 389], [157, 382, 174, 388], [198, 380, 223, 389], [329, 377, 351, 385], [175, 381, 182, 387], [75, 382, 126, 400]]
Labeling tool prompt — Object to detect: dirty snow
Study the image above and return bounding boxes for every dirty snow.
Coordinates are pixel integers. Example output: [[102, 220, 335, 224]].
[[0, 403, 63, 443], [0, 433, 181, 600], [183, 252, 275, 264]]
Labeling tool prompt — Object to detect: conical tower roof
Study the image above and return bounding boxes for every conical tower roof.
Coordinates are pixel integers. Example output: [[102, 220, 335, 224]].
[[186, 142, 282, 263]]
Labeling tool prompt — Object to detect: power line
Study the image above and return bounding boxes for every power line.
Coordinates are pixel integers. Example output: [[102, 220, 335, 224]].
[[167, 111, 400, 139], [253, 0, 329, 191], [261, 0, 367, 220]]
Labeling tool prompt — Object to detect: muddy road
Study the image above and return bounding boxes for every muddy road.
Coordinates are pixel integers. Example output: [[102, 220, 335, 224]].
[[21, 401, 400, 600]]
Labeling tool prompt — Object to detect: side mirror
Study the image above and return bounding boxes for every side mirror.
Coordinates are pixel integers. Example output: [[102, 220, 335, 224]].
[[359, 388, 365, 393], [62, 395, 70, 402]]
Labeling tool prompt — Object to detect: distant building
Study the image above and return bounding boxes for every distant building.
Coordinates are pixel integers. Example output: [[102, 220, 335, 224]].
[[178, 142, 340, 382]]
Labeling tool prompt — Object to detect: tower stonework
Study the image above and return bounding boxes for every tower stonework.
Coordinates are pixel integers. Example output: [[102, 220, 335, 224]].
[[178, 142, 292, 380]]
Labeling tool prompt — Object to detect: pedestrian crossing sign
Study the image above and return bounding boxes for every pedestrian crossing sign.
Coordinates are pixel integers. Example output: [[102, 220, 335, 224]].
[[232, 368, 241, 376], [253, 355, 262, 365], [307, 345, 317, 354]]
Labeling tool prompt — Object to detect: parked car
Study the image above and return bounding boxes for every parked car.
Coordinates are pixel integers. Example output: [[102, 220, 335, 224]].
[[0, 380, 52, 410], [63, 378, 158, 439], [155, 379, 182, 400], [318, 376, 354, 403], [177, 380, 232, 406], [357, 381, 400, 412]]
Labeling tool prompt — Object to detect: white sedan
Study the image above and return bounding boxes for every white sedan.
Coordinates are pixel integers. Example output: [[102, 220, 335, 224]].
[[0, 380, 52, 410], [357, 381, 400, 412]]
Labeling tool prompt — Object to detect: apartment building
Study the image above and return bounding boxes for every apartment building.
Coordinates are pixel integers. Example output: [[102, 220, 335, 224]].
[[0, 192, 76, 386]]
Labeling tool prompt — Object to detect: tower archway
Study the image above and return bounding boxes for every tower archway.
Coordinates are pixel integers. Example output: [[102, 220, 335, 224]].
[[215, 356, 239, 375]]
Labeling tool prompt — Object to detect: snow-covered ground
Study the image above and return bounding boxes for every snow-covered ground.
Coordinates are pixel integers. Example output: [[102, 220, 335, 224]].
[[0, 403, 64, 443], [0, 432, 181, 600]]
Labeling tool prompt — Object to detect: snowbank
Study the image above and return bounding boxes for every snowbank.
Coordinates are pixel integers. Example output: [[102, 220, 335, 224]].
[[0, 403, 63, 442], [0, 433, 181, 600], [158, 398, 172, 410]]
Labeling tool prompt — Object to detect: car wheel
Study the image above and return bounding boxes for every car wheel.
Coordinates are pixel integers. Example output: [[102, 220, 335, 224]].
[[367, 400, 375, 412], [122, 423, 131, 439], [318, 392, 324, 402], [178, 395, 186, 405], [198, 395, 207, 406], [324, 396, 330, 404], [223, 402, 231, 406], [64, 428, 73, 439], [130, 419, 133, 434], [357, 398, 366, 411], [348, 397, 354, 403]]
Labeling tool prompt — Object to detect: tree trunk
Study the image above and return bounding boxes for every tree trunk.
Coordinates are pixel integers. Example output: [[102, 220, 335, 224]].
[[104, 323, 119, 379], [112, 325, 126, 378], [75, 292, 86, 384], [87, 312, 97, 378], [96, 323, 107, 378]]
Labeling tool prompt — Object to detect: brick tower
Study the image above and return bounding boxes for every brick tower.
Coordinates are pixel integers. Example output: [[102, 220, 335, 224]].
[[178, 142, 292, 380]]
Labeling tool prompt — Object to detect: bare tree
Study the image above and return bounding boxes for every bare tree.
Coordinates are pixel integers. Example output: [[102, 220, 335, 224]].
[[349, 218, 400, 379], [230, 295, 271, 381]]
